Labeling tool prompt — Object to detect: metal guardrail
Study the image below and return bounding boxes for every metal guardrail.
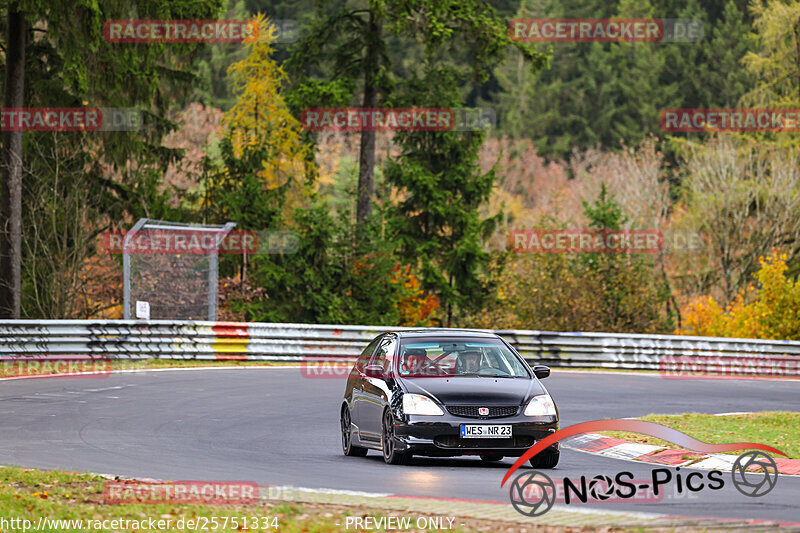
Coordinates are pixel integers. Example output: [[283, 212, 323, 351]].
[[0, 320, 798, 377]]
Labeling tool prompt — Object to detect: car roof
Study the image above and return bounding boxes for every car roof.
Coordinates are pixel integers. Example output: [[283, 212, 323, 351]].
[[393, 329, 501, 339]]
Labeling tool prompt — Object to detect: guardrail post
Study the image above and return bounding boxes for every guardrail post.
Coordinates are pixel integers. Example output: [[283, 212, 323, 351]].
[[122, 218, 147, 320]]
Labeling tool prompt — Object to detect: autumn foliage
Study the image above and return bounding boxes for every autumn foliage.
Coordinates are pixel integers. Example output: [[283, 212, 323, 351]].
[[37, 6, 800, 343], [678, 253, 800, 340], [390, 264, 440, 327]]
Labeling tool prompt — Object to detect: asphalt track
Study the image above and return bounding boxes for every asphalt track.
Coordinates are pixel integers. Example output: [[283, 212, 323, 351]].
[[0, 368, 798, 523]]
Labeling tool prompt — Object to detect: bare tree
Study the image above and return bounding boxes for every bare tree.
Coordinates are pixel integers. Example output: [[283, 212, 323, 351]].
[[21, 134, 112, 318], [678, 135, 800, 304]]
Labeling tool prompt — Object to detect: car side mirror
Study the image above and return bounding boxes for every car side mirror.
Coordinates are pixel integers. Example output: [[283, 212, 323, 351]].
[[364, 364, 385, 378], [532, 365, 550, 379]]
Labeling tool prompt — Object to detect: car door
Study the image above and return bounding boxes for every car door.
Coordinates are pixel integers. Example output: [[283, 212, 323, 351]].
[[350, 336, 382, 438], [360, 334, 398, 441]]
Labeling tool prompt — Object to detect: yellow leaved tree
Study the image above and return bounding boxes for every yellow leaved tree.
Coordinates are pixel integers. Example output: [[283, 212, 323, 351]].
[[222, 14, 309, 193], [678, 253, 800, 340]]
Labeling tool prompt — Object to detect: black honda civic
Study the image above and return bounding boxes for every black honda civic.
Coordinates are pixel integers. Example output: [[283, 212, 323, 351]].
[[340, 330, 560, 467]]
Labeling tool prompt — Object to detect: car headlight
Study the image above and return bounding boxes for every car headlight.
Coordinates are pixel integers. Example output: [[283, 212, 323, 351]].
[[403, 394, 444, 416], [524, 394, 556, 416]]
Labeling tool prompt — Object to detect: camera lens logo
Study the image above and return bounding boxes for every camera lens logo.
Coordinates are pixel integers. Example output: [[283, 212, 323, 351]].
[[587, 474, 615, 501], [508, 471, 556, 516], [731, 451, 778, 497]]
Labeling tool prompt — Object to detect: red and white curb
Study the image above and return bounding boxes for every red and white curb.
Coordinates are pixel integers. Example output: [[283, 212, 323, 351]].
[[564, 432, 800, 476]]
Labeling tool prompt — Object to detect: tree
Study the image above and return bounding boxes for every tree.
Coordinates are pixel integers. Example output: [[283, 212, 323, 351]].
[[675, 135, 800, 303], [221, 14, 308, 200], [679, 252, 800, 340], [702, 0, 754, 108], [658, 0, 755, 116], [488, 0, 760, 159], [490, 0, 561, 140], [581, 184, 671, 331], [287, 0, 546, 235], [201, 12, 311, 306], [190, 0, 251, 110], [605, 0, 679, 146], [488, 0, 620, 159], [741, 0, 800, 109], [387, 67, 500, 326], [474, 186, 671, 333], [0, 0, 225, 318], [0, 4, 27, 317], [20, 134, 108, 317], [203, 13, 421, 325], [740, 0, 800, 277], [286, 1, 390, 230]]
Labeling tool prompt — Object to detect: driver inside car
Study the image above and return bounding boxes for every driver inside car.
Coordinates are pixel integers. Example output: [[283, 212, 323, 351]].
[[458, 350, 482, 374], [401, 349, 428, 375]]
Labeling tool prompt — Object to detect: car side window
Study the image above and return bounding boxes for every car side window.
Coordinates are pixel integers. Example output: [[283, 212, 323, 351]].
[[371, 336, 397, 374], [356, 337, 382, 372]]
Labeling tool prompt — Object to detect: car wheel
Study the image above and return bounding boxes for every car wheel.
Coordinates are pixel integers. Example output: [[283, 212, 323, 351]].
[[480, 454, 503, 462], [529, 449, 559, 469], [341, 406, 368, 457], [382, 409, 410, 465]]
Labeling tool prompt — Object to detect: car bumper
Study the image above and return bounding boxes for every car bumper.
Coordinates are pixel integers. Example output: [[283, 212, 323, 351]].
[[393, 413, 559, 457]]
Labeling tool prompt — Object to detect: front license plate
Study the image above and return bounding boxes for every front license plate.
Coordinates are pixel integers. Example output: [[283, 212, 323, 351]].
[[460, 425, 512, 438]]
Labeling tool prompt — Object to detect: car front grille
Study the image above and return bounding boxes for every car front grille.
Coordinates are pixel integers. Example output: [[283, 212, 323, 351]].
[[434, 435, 535, 449], [446, 405, 519, 418]]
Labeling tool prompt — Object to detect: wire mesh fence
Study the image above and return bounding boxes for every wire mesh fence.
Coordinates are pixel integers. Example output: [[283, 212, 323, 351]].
[[122, 219, 236, 320]]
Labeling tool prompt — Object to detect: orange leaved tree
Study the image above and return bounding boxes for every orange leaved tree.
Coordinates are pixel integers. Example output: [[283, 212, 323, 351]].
[[678, 253, 800, 340]]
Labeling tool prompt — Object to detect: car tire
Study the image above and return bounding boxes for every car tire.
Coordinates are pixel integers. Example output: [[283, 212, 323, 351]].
[[382, 409, 410, 465], [341, 406, 368, 457], [529, 449, 559, 469], [480, 454, 503, 462]]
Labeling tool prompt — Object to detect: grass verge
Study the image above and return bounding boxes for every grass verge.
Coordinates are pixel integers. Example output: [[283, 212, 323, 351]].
[[0, 466, 634, 533], [600, 411, 800, 459]]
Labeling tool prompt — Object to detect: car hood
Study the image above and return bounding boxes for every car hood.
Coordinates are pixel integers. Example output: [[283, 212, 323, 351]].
[[400, 376, 545, 406]]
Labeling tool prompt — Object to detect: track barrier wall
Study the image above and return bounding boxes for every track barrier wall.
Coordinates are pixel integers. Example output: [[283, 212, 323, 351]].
[[0, 320, 798, 377]]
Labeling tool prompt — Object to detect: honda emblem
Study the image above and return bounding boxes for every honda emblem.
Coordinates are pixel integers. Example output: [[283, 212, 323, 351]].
[[478, 407, 489, 416]]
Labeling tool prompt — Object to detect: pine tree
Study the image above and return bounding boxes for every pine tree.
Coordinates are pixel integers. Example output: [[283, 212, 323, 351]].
[[387, 67, 500, 326]]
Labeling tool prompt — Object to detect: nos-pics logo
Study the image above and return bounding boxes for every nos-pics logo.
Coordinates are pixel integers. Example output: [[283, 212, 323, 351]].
[[509, 451, 778, 516], [500, 420, 784, 517]]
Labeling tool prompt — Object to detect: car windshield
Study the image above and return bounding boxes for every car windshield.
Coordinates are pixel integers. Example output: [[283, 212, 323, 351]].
[[397, 337, 530, 378]]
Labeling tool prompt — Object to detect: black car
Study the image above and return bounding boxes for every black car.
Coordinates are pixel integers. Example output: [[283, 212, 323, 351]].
[[340, 330, 560, 467]]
